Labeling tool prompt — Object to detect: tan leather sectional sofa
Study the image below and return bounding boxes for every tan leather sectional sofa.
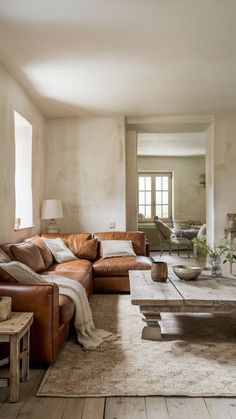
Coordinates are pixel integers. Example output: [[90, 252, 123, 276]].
[[0, 231, 152, 365]]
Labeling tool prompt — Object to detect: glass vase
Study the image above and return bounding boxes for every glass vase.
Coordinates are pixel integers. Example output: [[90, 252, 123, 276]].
[[209, 256, 222, 278]]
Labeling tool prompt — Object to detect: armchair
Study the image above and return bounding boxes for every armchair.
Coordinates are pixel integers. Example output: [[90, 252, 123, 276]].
[[154, 219, 191, 257]]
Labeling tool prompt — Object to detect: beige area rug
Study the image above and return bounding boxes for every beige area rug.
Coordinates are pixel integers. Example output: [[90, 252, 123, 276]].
[[37, 295, 236, 397]]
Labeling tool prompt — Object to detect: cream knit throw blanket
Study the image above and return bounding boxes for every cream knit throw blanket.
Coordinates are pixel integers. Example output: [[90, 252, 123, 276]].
[[44, 275, 117, 351]]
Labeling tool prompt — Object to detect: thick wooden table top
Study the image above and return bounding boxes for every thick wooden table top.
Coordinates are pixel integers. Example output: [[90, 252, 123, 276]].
[[129, 270, 236, 309]]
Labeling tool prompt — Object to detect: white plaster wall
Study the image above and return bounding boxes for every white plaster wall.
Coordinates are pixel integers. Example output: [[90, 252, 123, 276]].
[[0, 64, 46, 243], [205, 122, 215, 244], [138, 155, 206, 223], [126, 130, 137, 231], [45, 117, 126, 233], [213, 116, 236, 242]]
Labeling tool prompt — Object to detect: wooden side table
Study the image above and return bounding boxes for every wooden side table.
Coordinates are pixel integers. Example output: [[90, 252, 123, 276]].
[[0, 312, 33, 402]]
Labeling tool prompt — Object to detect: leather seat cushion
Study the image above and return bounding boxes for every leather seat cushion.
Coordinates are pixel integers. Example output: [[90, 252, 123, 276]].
[[93, 256, 152, 277], [47, 259, 93, 274], [42, 270, 93, 298], [59, 295, 74, 325]]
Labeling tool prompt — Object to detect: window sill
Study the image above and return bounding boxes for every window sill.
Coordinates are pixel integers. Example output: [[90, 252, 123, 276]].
[[14, 226, 36, 232]]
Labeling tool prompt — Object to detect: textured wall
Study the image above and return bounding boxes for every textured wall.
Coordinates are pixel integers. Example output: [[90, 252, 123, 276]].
[[213, 116, 236, 242], [46, 116, 126, 233], [138, 155, 206, 223], [126, 130, 137, 230], [0, 65, 45, 243]]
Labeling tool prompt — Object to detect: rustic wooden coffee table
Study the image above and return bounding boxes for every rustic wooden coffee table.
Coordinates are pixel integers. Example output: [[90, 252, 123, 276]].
[[129, 270, 236, 340]]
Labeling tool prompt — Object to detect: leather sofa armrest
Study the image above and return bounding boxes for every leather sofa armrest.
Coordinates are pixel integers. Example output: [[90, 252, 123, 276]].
[[0, 283, 60, 364]]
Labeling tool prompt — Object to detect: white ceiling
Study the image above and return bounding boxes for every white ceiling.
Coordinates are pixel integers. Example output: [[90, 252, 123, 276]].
[[0, 0, 236, 118], [137, 132, 206, 156]]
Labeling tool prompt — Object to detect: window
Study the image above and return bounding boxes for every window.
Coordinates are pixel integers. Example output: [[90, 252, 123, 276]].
[[14, 111, 33, 229], [138, 172, 172, 221]]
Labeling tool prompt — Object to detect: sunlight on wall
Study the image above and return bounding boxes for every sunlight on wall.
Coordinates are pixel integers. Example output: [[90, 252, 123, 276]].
[[14, 111, 33, 228]]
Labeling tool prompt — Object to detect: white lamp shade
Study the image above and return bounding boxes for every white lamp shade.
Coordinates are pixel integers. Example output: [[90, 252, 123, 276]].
[[41, 199, 63, 220]]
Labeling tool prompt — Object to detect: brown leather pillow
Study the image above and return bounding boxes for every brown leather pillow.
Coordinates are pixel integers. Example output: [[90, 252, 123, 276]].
[[25, 235, 53, 270], [72, 239, 98, 260], [0, 266, 17, 283], [10, 242, 46, 273], [0, 248, 11, 263]]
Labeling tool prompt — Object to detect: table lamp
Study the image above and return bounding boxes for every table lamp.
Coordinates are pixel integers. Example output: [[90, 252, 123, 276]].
[[41, 199, 63, 233]]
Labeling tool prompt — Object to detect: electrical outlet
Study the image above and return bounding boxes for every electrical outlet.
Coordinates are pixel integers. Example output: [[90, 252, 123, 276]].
[[109, 222, 116, 229]]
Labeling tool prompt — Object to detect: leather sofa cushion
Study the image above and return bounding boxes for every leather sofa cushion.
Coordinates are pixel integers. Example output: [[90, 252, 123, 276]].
[[41, 233, 95, 260], [94, 232, 146, 256], [93, 256, 152, 277], [68, 238, 98, 260], [59, 295, 74, 325], [43, 270, 93, 298], [10, 242, 45, 273], [47, 259, 93, 274], [25, 235, 53, 269]]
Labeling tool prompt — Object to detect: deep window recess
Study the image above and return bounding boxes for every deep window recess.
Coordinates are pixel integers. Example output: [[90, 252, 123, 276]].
[[14, 111, 33, 229]]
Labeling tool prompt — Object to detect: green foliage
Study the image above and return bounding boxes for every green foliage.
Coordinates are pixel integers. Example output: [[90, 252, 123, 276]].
[[192, 236, 236, 265]]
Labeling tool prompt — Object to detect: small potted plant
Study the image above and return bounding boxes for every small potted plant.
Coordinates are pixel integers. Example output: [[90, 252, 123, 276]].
[[192, 236, 236, 277]]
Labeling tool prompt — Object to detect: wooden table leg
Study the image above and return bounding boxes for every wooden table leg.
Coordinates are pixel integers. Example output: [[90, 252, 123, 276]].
[[140, 310, 162, 341], [9, 335, 20, 402], [21, 330, 30, 382]]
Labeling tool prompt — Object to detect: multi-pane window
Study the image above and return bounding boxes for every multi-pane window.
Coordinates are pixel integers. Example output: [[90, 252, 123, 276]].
[[138, 173, 172, 221], [138, 176, 152, 219]]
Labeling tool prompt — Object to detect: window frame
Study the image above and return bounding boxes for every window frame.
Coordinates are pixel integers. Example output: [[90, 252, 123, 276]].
[[138, 171, 173, 222]]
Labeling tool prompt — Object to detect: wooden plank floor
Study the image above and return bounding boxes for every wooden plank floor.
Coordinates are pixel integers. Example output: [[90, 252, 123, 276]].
[[0, 369, 236, 419]]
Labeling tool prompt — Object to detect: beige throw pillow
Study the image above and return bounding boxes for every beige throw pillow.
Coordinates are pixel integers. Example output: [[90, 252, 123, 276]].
[[0, 261, 45, 284], [44, 238, 78, 263], [100, 240, 136, 258], [0, 249, 11, 263], [197, 224, 207, 237]]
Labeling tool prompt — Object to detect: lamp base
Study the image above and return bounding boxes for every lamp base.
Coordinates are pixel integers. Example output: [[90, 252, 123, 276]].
[[47, 219, 60, 234]]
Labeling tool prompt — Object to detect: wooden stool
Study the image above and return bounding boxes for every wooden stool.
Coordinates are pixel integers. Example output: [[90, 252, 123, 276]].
[[0, 312, 33, 402]]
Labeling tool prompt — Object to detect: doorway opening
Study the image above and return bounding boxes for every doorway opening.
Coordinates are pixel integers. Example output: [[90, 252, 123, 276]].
[[137, 132, 206, 251]]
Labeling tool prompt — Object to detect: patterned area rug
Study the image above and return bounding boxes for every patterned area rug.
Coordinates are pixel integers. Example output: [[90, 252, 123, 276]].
[[37, 295, 236, 397]]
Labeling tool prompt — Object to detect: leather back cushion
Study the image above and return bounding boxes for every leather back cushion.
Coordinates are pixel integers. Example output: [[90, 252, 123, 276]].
[[70, 238, 98, 260], [10, 242, 46, 273], [154, 220, 172, 240], [0, 266, 17, 283], [94, 232, 146, 257], [41, 233, 96, 261], [25, 235, 53, 269]]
